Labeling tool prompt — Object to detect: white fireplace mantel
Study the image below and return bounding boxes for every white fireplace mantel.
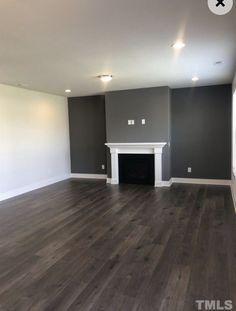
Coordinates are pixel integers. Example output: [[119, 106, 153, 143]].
[[105, 142, 167, 187]]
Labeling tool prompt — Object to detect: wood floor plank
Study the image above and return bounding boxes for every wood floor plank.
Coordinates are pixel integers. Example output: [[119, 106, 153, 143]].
[[0, 179, 235, 311]]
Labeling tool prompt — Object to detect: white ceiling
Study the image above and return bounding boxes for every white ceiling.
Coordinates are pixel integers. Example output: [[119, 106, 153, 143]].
[[0, 0, 235, 96]]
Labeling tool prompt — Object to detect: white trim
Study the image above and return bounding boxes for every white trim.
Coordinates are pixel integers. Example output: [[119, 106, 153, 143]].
[[107, 178, 231, 187], [171, 178, 231, 186], [231, 185, 236, 213], [105, 142, 167, 155], [105, 142, 167, 147], [158, 179, 173, 187], [106, 178, 172, 187], [71, 173, 107, 180], [0, 174, 70, 202], [105, 142, 167, 187], [231, 172, 236, 212]]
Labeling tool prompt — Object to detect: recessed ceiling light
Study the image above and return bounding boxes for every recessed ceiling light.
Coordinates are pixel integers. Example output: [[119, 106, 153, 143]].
[[98, 75, 113, 82], [172, 42, 185, 50], [65, 89, 71, 93], [192, 76, 199, 82]]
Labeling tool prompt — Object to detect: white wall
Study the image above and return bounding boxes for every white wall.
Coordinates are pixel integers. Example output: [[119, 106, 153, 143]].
[[231, 73, 236, 209], [0, 84, 70, 201]]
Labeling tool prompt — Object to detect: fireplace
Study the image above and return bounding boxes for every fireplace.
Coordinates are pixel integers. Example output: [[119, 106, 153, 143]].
[[105, 142, 167, 187], [119, 154, 154, 185]]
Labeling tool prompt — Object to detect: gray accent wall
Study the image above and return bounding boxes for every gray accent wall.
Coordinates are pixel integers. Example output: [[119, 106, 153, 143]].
[[171, 85, 232, 179], [105, 87, 170, 142], [105, 86, 171, 180], [68, 95, 107, 174], [67, 84, 232, 182]]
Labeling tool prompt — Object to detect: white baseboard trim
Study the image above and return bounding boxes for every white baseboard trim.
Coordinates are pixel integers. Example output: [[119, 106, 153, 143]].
[[71, 173, 107, 180], [157, 180, 173, 187], [231, 185, 236, 213], [171, 178, 231, 186], [230, 173, 236, 213], [0, 174, 70, 202], [107, 177, 231, 187], [106, 178, 119, 184]]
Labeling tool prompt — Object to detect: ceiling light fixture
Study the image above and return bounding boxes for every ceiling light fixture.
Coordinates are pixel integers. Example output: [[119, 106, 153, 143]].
[[17, 83, 28, 88], [172, 41, 185, 50], [65, 89, 71, 93], [98, 75, 113, 82], [192, 76, 199, 82]]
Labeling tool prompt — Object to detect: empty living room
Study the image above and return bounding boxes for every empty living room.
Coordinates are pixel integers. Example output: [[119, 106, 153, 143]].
[[0, 0, 236, 310]]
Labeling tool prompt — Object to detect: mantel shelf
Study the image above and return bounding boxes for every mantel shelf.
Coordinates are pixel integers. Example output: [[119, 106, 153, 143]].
[[105, 142, 167, 148]]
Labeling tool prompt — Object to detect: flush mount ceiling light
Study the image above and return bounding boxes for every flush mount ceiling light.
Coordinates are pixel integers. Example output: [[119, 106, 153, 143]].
[[192, 76, 199, 81], [172, 41, 185, 50], [65, 89, 71, 93], [214, 61, 223, 65], [98, 75, 113, 82], [17, 83, 29, 88]]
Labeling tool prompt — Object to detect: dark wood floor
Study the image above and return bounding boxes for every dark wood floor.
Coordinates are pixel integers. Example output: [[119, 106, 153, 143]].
[[0, 180, 235, 311]]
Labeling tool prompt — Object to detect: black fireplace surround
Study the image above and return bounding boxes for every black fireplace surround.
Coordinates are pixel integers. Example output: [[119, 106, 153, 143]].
[[118, 154, 154, 185]]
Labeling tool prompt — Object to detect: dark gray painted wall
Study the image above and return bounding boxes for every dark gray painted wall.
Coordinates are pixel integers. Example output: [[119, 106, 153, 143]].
[[171, 84, 232, 179], [105, 86, 171, 180], [162, 144, 171, 181], [68, 95, 107, 174], [105, 86, 170, 142], [68, 84, 232, 181]]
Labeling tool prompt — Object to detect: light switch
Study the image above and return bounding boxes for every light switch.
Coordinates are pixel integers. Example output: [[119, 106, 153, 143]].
[[141, 119, 146, 125], [131, 120, 135, 125]]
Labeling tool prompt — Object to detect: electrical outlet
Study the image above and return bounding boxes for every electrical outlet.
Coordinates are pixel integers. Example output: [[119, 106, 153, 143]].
[[131, 120, 135, 125], [101, 164, 105, 170], [188, 167, 192, 173], [128, 120, 132, 125], [141, 119, 146, 125]]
